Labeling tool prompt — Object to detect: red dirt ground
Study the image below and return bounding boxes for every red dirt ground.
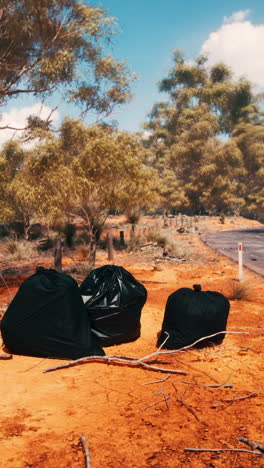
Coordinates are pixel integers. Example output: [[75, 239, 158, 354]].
[[0, 217, 263, 468]]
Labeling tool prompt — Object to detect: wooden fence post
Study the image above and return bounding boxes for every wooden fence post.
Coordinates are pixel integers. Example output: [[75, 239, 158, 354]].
[[54, 238, 62, 272], [107, 232, 114, 261], [119, 231, 125, 247]]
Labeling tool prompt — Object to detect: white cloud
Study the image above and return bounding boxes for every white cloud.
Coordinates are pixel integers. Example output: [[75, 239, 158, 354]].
[[224, 9, 251, 24], [0, 103, 59, 148], [201, 11, 264, 89]]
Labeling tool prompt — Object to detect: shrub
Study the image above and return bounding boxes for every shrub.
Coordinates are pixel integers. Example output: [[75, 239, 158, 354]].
[[146, 229, 167, 248], [76, 243, 91, 261], [225, 281, 252, 301], [3, 239, 36, 261]]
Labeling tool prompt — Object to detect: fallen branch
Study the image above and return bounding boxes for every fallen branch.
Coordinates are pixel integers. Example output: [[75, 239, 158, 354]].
[[237, 437, 264, 454], [222, 390, 262, 403], [182, 374, 233, 389], [43, 331, 248, 375], [143, 375, 171, 385], [182, 382, 233, 389], [80, 434, 92, 468], [43, 354, 187, 375], [164, 393, 170, 409], [212, 390, 262, 408], [172, 383, 208, 425], [139, 331, 250, 362], [184, 448, 263, 455], [142, 394, 171, 412], [171, 356, 219, 383]]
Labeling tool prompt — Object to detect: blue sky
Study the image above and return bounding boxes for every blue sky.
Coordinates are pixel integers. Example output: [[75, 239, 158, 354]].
[[2, 0, 264, 144]]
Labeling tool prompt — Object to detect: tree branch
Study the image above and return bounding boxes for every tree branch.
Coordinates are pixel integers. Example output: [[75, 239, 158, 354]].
[[43, 354, 188, 375], [184, 448, 263, 455], [79, 434, 92, 468], [237, 437, 264, 454]]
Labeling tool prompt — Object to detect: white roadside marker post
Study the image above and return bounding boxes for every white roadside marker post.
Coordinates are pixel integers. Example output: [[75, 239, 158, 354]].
[[238, 242, 243, 282]]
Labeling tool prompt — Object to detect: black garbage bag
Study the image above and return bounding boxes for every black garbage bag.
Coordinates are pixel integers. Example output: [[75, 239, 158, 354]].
[[80, 265, 147, 346], [157, 284, 230, 349], [0, 267, 105, 359]]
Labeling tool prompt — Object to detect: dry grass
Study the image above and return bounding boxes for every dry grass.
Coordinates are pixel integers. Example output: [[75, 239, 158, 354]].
[[76, 243, 91, 261], [1, 240, 37, 261], [225, 280, 253, 301]]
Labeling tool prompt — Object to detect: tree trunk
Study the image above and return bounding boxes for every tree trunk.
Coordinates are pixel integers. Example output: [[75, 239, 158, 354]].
[[54, 238, 62, 272], [88, 238, 97, 266]]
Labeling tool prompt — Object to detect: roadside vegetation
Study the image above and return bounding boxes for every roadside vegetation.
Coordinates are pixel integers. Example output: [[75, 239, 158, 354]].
[[0, 2, 263, 269]]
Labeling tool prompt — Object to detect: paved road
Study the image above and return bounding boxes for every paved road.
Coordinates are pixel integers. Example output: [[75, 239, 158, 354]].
[[202, 227, 264, 276]]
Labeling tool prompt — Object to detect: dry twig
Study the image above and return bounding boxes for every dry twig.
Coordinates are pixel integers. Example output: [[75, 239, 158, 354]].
[[237, 437, 264, 454], [143, 375, 171, 385], [212, 390, 262, 408], [80, 434, 92, 468], [171, 356, 219, 383], [142, 394, 171, 412], [43, 354, 187, 375], [138, 331, 249, 362], [222, 390, 262, 402], [182, 374, 233, 389], [172, 383, 208, 425], [43, 331, 248, 375], [184, 448, 263, 455]]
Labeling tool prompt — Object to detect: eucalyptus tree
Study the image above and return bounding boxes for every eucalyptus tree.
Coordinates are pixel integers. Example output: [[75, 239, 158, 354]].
[[144, 51, 259, 215], [0, 0, 134, 131], [12, 119, 158, 262]]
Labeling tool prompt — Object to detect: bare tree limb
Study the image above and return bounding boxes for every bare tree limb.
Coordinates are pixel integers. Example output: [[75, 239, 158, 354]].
[[172, 383, 208, 425], [221, 390, 262, 403], [184, 448, 263, 455], [43, 354, 187, 375], [170, 355, 219, 384], [80, 434, 92, 468], [143, 375, 171, 385], [142, 394, 171, 412], [237, 437, 264, 454], [153, 330, 250, 359], [212, 390, 262, 408], [43, 330, 249, 375]]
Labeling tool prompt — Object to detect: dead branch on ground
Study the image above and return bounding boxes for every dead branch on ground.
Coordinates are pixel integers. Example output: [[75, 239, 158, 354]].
[[142, 394, 171, 412], [222, 390, 262, 402], [43, 354, 188, 375], [237, 437, 264, 454], [80, 434, 92, 468], [181, 374, 233, 389], [143, 375, 171, 385], [212, 390, 262, 408], [43, 331, 249, 375], [172, 383, 208, 426], [170, 355, 219, 383], [138, 331, 249, 363], [184, 448, 263, 455]]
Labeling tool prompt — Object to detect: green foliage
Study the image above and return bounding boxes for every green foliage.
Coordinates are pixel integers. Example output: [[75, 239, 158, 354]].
[[3, 119, 159, 263], [233, 117, 264, 218], [143, 52, 263, 218], [0, 0, 134, 121]]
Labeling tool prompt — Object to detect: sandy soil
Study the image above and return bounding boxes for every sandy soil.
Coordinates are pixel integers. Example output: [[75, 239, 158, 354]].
[[0, 217, 263, 468]]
